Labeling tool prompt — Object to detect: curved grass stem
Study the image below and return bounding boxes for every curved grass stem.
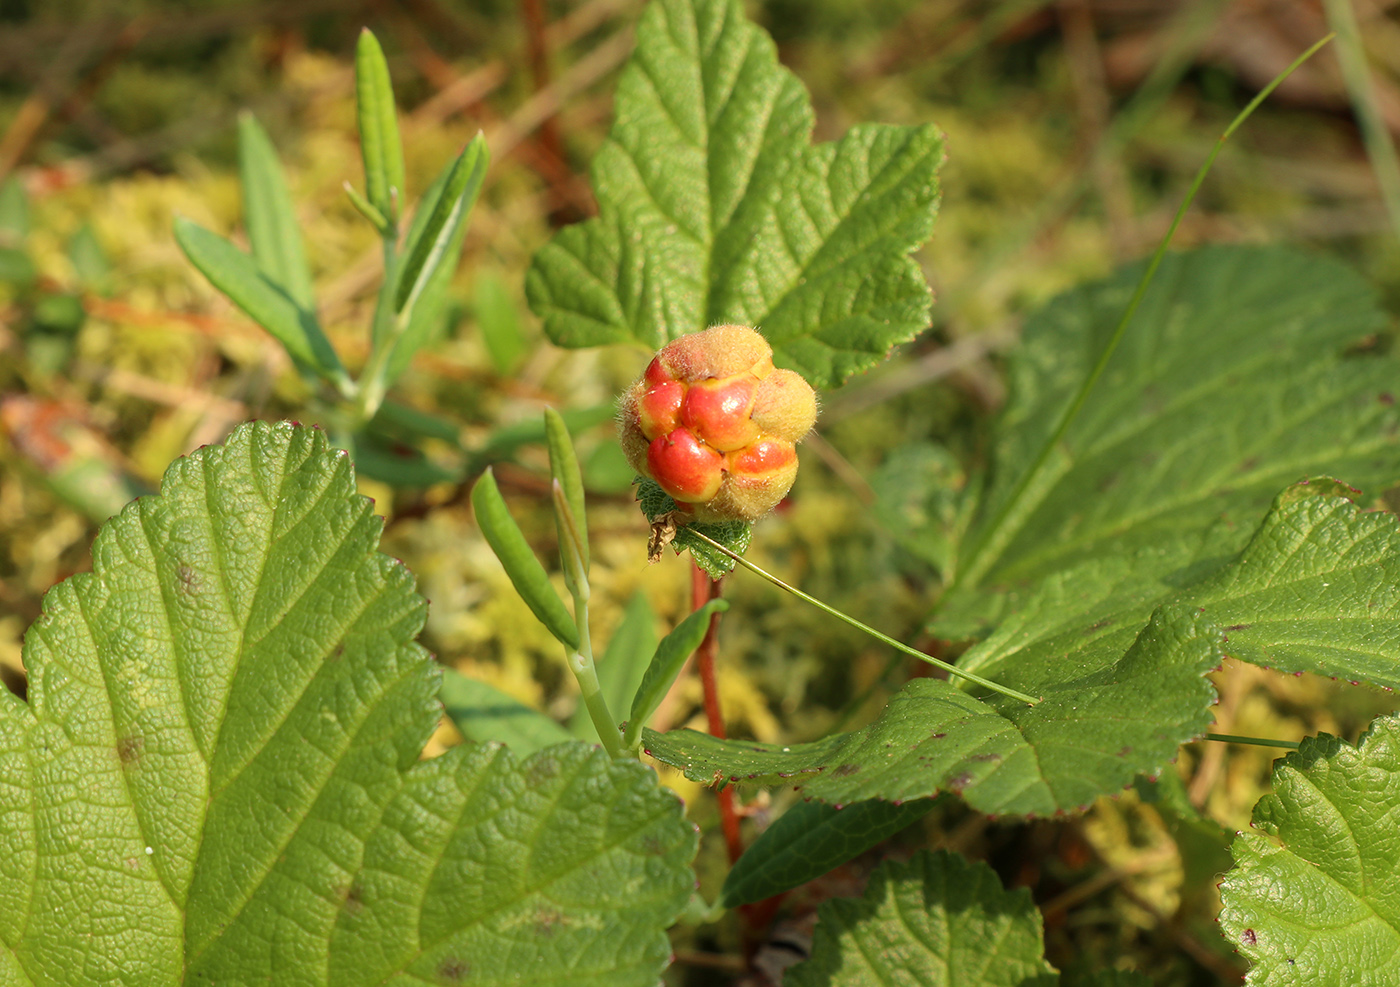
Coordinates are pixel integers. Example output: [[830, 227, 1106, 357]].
[[952, 34, 1336, 592], [685, 530, 1041, 706]]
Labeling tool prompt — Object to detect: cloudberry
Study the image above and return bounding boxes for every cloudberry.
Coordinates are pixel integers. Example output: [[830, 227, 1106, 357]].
[[619, 325, 817, 522]]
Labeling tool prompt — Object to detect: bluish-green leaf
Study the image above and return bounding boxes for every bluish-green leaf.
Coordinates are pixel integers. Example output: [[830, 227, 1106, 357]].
[[720, 797, 933, 909], [0, 421, 698, 986], [174, 217, 348, 387], [237, 112, 315, 311], [526, 0, 943, 389], [1219, 713, 1400, 986], [784, 850, 1058, 986], [355, 28, 406, 223], [440, 666, 573, 755]]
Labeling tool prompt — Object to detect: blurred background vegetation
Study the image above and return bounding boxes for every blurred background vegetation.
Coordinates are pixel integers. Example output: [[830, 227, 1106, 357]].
[[2, 1, 1400, 983]]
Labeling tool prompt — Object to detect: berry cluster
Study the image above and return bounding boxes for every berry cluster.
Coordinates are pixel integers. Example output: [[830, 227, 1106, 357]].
[[619, 325, 817, 522]]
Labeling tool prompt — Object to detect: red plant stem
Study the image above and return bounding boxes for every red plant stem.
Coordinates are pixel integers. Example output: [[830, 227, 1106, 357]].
[[691, 562, 744, 865]]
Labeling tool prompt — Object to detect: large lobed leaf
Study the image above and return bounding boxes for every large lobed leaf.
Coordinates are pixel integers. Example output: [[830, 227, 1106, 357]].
[[948, 245, 1400, 598], [525, 0, 944, 389], [646, 482, 1400, 815], [646, 606, 1223, 817], [1219, 713, 1400, 986], [0, 422, 696, 986], [784, 850, 1058, 986]]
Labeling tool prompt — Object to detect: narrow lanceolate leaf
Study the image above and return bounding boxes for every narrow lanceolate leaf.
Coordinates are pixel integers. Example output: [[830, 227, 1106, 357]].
[[1219, 713, 1400, 986], [546, 406, 590, 572], [470, 468, 580, 651], [393, 135, 487, 316], [720, 797, 933, 909], [0, 421, 697, 986], [382, 134, 488, 387], [525, 0, 944, 389], [646, 606, 1222, 817], [625, 599, 728, 749], [947, 245, 1400, 605], [237, 112, 315, 310], [439, 666, 573, 755], [355, 28, 406, 222], [174, 217, 348, 387], [784, 850, 1058, 987]]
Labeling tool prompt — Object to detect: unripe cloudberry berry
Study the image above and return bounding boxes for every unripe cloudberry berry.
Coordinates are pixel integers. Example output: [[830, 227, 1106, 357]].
[[619, 325, 817, 522]]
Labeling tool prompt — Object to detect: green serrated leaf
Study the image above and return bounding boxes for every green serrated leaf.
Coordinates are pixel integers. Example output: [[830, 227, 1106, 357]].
[[1219, 713, 1400, 986], [784, 850, 1058, 987], [237, 112, 315, 311], [525, 0, 943, 389], [174, 217, 348, 388], [955, 484, 1400, 694], [645, 605, 1221, 817], [952, 245, 1400, 598], [720, 797, 933, 909], [0, 421, 696, 986], [355, 28, 406, 223], [439, 666, 572, 754], [636, 475, 752, 577]]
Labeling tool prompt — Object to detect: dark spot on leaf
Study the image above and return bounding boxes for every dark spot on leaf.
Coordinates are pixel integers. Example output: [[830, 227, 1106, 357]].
[[930, 732, 946, 740], [177, 564, 198, 595], [947, 772, 973, 791], [1224, 623, 1250, 632], [640, 835, 665, 856], [534, 908, 564, 937], [436, 958, 471, 982], [1380, 392, 1394, 406], [1241, 929, 1257, 946], [117, 734, 143, 765], [340, 882, 364, 916], [1087, 618, 1113, 632], [1117, 746, 1133, 757], [328, 643, 346, 662], [527, 755, 559, 787], [969, 753, 1001, 763], [1239, 458, 1258, 472], [833, 763, 860, 776]]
